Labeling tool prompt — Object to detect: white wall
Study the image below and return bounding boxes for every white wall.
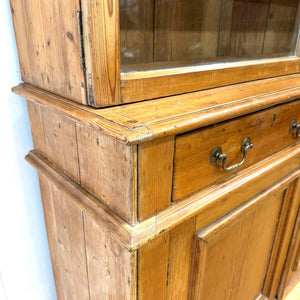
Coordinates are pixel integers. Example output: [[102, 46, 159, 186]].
[[0, 2, 57, 299]]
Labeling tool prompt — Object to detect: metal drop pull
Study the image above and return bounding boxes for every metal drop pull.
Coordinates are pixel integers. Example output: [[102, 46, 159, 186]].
[[290, 120, 300, 138], [210, 137, 253, 172]]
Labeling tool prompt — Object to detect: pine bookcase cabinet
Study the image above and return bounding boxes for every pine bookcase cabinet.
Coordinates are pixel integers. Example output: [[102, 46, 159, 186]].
[[9, 0, 300, 299], [9, 0, 300, 107], [12, 75, 300, 299]]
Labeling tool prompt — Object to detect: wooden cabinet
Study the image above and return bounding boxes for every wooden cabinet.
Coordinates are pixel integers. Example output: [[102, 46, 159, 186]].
[[277, 207, 300, 299], [190, 178, 300, 300], [11, 78, 300, 299], [9, 0, 300, 299], [10, 0, 300, 107]]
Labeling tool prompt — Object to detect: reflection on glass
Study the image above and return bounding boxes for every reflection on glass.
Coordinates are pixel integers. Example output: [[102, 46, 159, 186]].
[[120, 0, 300, 72]]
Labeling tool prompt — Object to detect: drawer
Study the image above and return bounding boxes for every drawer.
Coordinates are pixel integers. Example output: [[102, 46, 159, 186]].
[[173, 100, 300, 201]]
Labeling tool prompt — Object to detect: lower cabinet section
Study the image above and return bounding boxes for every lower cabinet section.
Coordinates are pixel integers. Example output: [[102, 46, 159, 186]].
[[28, 145, 300, 300], [190, 180, 298, 300], [277, 207, 300, 299]]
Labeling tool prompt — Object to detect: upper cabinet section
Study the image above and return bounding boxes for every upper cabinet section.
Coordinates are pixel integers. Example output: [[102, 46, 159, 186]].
[[10, 0, 300, 107]]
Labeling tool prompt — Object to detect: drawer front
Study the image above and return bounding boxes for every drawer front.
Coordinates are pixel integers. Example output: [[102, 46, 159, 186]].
[[173, 100, 300, 201]]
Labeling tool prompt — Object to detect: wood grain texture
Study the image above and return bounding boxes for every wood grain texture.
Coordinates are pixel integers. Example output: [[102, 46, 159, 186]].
[[10, 0, 86, 104], [263, 179, 300, 299], [28, 102, 80, 182], [26, 143, 300, 251], [82, 0, 120, 107], [190, 187, 285, 300], [41, 106, 80, 182], [38, 175, 66, 300], [76, 124, 137, 224], [138, 232, 169, 300], [120, 0, 154, 65], [153, 0, 221, 61], [27, 101, 45, 153], [229, 0, 270, 56], [84, 213, 136, 300], [138, 136, 174, 221], [263, 0, 299, 55], [121, 57, 300, 103], [13, 74, 300, 145], [278, 207, 300, 299], [173, 100, 300, 201], [167, 218, 196, 300], [51, 185, 90, 300]]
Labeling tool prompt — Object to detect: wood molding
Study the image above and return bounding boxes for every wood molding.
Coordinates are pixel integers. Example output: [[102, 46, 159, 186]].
[[12, 74, 300, 145], [26, 144, 300, 251], [121, 57, 300, 103]]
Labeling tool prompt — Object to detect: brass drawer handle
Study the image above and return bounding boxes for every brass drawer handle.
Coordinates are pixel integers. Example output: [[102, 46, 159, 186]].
[[290, 120, 300, 138], [210, 137, 253, 172]]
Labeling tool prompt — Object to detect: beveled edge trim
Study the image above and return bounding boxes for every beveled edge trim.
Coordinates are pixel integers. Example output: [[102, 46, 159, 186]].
[[121, 57, 300, 103], [26, 145, 300, 251], [12, 76, 300, 145]]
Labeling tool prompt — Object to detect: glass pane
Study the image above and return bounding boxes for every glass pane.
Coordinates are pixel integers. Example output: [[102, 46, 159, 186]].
[[120, 0, 300, 72]]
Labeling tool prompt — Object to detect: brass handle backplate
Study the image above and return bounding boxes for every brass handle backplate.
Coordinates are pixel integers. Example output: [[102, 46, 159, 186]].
[[210, 137, 253, 172], [290, 119, 300, 138]]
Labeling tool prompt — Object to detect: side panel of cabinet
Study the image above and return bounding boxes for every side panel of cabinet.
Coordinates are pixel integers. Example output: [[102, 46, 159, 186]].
[[38, 173, 137, 300], [10, 0, 87, 104]]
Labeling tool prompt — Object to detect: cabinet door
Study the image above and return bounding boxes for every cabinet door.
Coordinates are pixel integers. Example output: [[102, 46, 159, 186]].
[[277, 208, 300, 299], [189, 177, 300, 300]]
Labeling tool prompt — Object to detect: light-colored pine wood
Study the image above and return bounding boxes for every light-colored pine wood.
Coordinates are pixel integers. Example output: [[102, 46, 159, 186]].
[[173, 99, 300, 201], [190, 187, 286, 300], [167, 218, 196, 300], [38, 175, 66, 300], [51, 185, 90, 300], [10, 0, 86, 104], [120, 57, 300, 103], [27, 103, 80, 182], [138, 232, 169, 300], [82, 0, 120, 106], [263, 180, 300, 299], [83, 213, 137, 300], [13, 74, 300, 145], [138, 136, 174, 221], [278, 207, 300, 299], [27, 101, 45, 153], [26, 142, 300, 252], [41, 106, 80, 182], [76, 124, 137, 224]]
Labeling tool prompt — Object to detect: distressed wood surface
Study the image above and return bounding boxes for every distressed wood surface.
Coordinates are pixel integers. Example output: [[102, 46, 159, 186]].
[[138, 136, 174, 221], [167, 218, 196, 300], [173, 99, 300, 201], [138, 232, 169, 300], [26, 143, 300, 251], [38, 175, 66, 300], [12, 74, 300, 145], [27, 103, 80, 182], [190, 187, 285, 300], [84, 214, 137, 300], [77, 124, 137, 224], [10, 0, 86, 104], [82, 0, 120, 106]]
